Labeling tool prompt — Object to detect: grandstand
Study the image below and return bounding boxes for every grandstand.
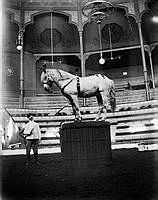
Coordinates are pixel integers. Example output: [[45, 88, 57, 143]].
[[2, 75, 158, 151]]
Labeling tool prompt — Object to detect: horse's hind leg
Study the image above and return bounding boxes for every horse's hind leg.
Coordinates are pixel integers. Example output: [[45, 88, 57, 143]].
[[100, 91, 108, 120], [95, 93, 103, 121]]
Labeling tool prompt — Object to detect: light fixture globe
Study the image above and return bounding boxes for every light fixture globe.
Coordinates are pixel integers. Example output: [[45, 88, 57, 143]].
[[152, 16, 158, 23], [99, 56, 105, 64], [16, 44, 22, 50], [16, 30, 23, 51]]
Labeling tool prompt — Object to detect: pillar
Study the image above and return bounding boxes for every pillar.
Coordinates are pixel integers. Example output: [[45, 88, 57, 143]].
[[137, 21, 150, 100], [145, 45, 155, 88], [19, 31, 24, 108], [78, 1, 86, 106], [19, 0, 25, 108], [134, 0, 150, 100]]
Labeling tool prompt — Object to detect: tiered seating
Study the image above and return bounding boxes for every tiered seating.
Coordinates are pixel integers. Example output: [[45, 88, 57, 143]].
[[1, 97, 20, 108], [116, 89, 147, 104], [6, 99, 158, 149], [24, 95, 69, 109], [24, 88, 157, 109], [114, 108, 158, 145], [114, 76, 146, 90], [150, 88, 158, 100]]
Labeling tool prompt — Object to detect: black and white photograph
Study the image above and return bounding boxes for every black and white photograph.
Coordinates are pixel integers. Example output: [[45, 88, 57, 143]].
[[0, 0, 158, 199]]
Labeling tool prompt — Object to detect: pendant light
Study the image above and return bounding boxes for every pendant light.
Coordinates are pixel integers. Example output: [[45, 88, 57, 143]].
[[82, 0, 114, 64], [106, 24, 122, 61], [97, 18, 105, 64], [16, 30, 23, 51], [50, 12, 54, 65]]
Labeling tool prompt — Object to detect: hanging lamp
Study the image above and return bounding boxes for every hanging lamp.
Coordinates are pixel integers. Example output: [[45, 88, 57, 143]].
[[96, 14, 105, 64], [16, 30, 23, 51], [106, 23, 122, 61], [50, 12, 54, 65], [82, 0, 114, 64], [82, 0, 113, 18]]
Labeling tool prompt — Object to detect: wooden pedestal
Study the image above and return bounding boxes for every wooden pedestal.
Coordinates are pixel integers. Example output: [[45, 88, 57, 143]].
[[60, 121, 112, 177]]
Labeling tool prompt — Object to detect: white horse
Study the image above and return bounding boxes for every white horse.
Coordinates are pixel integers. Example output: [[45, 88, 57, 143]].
[[41, 65, 116, 121]]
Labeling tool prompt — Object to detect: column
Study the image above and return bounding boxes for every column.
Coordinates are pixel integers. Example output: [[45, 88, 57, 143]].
[[134, 0, 150, 100], [79, 31, 85, 77], [19, 0, 25, 108], [137, 20, 150, 100], [19, 31, 24, 108], [145, 45, 155, 88], [78, 1, 86, 106]]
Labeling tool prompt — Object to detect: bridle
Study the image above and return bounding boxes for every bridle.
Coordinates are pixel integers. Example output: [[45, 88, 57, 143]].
[[42, 72, 52, 87], [42, 70, 73, 91]]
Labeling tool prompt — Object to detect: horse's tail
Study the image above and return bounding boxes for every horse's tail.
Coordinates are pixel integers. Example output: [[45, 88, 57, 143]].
[[109, 80, 116, 112]]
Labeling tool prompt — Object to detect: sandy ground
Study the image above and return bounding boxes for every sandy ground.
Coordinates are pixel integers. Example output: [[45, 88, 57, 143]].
[[1, 148, 158, 200]]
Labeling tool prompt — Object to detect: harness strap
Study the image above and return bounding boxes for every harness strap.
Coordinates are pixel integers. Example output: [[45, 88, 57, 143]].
[[76, 76, 81, 97], [109, 88, 115, 98], [61, 79, 74, 94], [57, 69, 63, 79]]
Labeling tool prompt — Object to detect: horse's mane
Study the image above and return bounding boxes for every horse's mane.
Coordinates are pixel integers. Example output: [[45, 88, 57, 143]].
[[47, 68, 76, 80], [58, 69, 76, 79]]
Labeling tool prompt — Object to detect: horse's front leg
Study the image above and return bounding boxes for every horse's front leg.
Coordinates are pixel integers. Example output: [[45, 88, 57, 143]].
[[95, 104, 104, 121], [69, 95, 82, 121]]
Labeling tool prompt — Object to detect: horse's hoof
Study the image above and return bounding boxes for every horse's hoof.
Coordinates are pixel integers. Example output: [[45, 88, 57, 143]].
[[74, 117, 82, 122], [100, 117, 107, 121], [95, 117, 106, 121]]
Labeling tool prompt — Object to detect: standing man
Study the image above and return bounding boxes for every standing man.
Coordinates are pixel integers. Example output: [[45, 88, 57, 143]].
[[23, 113, 41, 166]]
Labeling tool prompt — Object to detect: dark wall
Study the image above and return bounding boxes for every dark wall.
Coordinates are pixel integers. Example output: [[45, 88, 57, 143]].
[[3, 12, 19, 51], [24, 12, 80, 54], [83, 14, 140, 52], [2, 52, 37, 97], [24, 52, 37, 96], [2, 52, 20, 97]]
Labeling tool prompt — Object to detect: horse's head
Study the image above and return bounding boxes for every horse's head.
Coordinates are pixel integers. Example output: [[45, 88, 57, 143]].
[[41, 69, 53, 92]]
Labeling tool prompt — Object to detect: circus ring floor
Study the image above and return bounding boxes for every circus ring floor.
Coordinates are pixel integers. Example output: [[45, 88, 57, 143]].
[[1, 147, 158, 200]]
